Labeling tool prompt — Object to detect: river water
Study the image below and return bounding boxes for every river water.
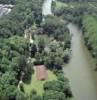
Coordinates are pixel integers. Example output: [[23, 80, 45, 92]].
[[43, 0, 97, 100], [65, 23, 97, 100]]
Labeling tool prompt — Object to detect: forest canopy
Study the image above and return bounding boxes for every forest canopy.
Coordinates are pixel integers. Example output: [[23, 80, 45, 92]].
[[0, 0, 15, 4], [0, 0, 44, 99], [58, 0, 97, 2]]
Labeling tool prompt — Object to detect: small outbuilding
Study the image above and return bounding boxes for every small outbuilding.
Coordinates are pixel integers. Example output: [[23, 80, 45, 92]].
[[35, 65, 48, 80]]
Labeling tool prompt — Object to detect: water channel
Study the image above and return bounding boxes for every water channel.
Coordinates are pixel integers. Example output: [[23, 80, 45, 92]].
[[43, 0, 97, 100]]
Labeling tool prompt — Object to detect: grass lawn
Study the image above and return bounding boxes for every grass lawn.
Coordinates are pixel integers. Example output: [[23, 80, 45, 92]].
[[24, 70, 57, 95]]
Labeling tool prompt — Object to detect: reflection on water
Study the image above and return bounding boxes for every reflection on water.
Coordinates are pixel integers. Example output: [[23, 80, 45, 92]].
[[65, 23, 97, 100]]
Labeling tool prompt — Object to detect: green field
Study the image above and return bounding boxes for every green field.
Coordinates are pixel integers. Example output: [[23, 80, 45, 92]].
[[24, 70, 57, 95]]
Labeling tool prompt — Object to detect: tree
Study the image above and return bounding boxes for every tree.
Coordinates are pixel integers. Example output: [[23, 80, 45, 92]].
[[42, 15, 69, 41], [0, 0, 15, 4], [43, 90, 66, 100], [44, 80, 67, 92], [36, 35, 46, 53], [8, 36, 29, 55], [30, 90, 42, 100], [43, 80, 72, 98], [0, 71, 18, 99], [31, 44, 37, 57], [44, 51, 64, 70], [34, 51, 45, 65], [30, 94, 42, 100], [82, 15, 97, 62], [20, 83, 25, 93], [16, 90, 27, 100]]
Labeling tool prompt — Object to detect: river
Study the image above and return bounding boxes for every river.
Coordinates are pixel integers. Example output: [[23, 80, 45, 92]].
[[43, 0, 97, 100], [65, 23, 97, 100]]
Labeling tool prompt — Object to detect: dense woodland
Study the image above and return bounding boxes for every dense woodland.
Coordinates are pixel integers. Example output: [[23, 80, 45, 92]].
[[0, 0, 44, 99], [82, 15, 97, 64], [0, 0, 72, 100], [0, 0, 15, 4], [0, 0, 43, 38], [58, 0, 97, 2], [53, 0, 97, 24]]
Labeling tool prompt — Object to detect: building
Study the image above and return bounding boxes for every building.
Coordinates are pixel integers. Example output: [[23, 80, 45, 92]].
[[35, 65, 48, 80]]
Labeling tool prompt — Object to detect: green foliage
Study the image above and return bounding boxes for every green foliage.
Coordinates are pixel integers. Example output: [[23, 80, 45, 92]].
[[53, 0, 97, 26], [8, 36, 29, 54], [30, 92, 42, 100], [0, 0, 15, 4], [82, 15, 97, 59], [0, 36, 30, 99], [0, 0, 43, 38], [20, 83, 25, 93], [16, 90, 27, 100], [0, 0, 44, 98], [34, 36, 70, 69], [42, 15, 69, 41], [44, 51, 64, 69], [44, 80, 66, 92], [58, 0, 97, 3], [0, 0, 72, 99], [43, 90, 66, 100], [43, 75, 72, 99]]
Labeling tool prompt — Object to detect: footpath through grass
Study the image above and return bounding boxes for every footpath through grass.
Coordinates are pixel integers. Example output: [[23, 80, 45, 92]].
[[24, 70, 57, 95]]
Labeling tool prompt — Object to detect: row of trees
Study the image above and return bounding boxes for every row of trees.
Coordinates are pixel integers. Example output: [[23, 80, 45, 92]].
[[58, 0, 97, 3], [53, 0, 97, 26], [0, 0, 15, 4], [82, 15, 97, 61]]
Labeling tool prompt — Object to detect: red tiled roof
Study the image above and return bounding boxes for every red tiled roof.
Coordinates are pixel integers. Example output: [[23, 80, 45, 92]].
[[35, 65, 48, 80]]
